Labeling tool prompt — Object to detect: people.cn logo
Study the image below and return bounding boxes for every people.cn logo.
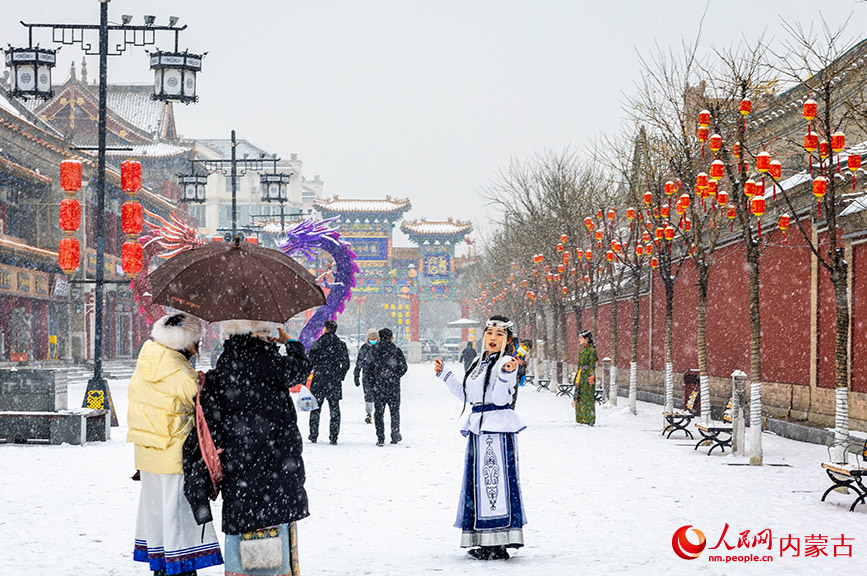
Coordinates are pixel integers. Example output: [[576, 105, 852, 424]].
[[672, 525, 706, 560]]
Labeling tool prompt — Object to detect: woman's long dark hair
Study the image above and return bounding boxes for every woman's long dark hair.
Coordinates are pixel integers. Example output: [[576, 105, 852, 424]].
[[459, 315, 514, 430]]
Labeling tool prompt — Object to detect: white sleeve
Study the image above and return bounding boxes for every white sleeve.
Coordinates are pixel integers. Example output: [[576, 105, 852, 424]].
[[488, 360, 517, 405], [437, 365, 465, 401]]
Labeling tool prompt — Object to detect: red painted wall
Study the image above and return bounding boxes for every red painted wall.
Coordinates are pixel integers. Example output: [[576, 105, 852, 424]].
[[853, 242, 867, 393], [817, 232, 839, 389]]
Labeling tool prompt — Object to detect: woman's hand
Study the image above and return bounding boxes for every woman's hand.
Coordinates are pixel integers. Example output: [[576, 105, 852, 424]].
[[501, 356, 518, 373], [275, 326, 292, 344], [434, 358, 443, 375], [588, 376, 595, 385], [571, 398, 578, 408]]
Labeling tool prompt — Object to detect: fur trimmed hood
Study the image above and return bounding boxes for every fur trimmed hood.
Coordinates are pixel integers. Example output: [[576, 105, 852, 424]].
[[151, 313, 206, 352], [221, 319, 278, 341]]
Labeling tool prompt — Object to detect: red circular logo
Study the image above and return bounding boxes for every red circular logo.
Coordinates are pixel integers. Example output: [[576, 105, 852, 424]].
[[672, 525, 706, 560]]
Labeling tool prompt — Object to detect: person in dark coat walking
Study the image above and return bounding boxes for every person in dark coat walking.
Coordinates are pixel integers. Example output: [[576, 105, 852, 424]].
[[354, 328, 379, 423], [183, 319, 312, 575], [460, 341, 477, 372], [368, 328, 408, 446], [307, 320, 350, 444]]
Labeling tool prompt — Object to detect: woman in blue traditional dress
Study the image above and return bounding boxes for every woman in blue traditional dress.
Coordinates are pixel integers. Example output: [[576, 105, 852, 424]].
[[433, 315, 526, 561]]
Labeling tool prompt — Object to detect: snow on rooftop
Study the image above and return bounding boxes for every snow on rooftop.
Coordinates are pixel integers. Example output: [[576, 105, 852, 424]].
[[314, 195, 412, 214], [400, 218, 473, 236], [106, 85, 165, 136], [106, 142, 192, 158]]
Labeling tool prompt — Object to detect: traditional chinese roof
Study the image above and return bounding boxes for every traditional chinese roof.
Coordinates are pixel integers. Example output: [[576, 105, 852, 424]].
[[314, 195, 412, 215], [105, 141, 193, 159], [400, 218, 473, 237]]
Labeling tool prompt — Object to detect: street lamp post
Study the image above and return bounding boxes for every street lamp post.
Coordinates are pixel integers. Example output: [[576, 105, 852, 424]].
[[6, 2, 198, 420], [179, 130, 296, 243]]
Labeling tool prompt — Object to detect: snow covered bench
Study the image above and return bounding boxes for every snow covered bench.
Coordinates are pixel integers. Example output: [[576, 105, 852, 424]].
[[662, 391, 698, 439], [693, 398, 733, 455], [0, 409, 110, 445], [820, 438, 867, 512]]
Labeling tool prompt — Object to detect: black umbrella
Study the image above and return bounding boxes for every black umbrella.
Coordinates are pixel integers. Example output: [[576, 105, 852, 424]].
[[147, 240, 325, 323]]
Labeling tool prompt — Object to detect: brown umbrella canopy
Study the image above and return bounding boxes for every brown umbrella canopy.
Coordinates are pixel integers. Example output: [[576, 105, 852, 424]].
[[147, 240, 325, 323]]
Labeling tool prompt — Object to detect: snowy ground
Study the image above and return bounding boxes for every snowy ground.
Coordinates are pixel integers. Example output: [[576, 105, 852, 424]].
[[2, 362, 867, 575]]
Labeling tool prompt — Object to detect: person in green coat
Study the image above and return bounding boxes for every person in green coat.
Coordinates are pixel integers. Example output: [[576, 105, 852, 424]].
[[571, 330, 597, 425]]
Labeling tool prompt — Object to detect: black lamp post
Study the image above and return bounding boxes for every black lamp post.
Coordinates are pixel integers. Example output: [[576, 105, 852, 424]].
[[5, 2, 200, 421]]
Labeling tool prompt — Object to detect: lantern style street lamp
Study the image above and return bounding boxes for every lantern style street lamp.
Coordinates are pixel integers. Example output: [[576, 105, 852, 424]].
[[6, 3, 200, 422], [151, 50, 202, 103], [178, 174, 208, 203]]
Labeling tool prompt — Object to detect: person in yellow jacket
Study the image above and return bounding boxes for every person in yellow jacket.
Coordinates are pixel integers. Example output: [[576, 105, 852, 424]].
[[127, 313, 223, 576]]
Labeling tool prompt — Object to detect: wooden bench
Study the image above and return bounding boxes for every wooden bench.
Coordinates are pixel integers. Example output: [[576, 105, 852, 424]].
[[0, 409, 110, 445], [693, 398, 733, 455], [820, 438, 867, 512], [662, 391, 699, 439]]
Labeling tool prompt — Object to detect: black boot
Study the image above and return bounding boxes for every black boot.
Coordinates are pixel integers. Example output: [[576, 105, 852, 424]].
[[488, 546, 510, 560], [467, 547, 490, 560]]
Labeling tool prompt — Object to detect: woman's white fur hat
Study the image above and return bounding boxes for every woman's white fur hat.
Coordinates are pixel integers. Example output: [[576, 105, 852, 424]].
[[151, 313, 206, 352], [221, 319, 278, 340]]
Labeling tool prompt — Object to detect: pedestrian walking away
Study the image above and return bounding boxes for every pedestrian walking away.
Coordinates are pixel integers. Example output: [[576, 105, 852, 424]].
[[127, 313, 224, 576], [433, 315, 527, 561], [183, 320, 312, 576], [572, 330, 598, 425], [368, 328, 408, 446], [354, 328, 379, 423], [307, 320, 351, 444], [460, 341, 477, 373]]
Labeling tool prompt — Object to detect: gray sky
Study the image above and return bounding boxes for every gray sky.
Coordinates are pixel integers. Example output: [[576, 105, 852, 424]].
[[3, 1, 866, 249]]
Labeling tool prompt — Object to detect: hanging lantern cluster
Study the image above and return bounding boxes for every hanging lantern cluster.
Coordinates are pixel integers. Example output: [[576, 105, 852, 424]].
[[120, 160, 143, 277], [58, 159, 83, 274]]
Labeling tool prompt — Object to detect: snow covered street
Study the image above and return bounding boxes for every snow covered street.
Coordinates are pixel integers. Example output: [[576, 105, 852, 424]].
[[2, 362, 867, 575]]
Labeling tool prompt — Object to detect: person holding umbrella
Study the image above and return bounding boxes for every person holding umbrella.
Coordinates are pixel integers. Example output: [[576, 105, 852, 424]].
[[184, 320, 312, 576]]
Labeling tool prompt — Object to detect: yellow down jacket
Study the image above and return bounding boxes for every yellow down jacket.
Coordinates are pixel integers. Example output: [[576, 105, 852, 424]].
[[126, 340, 199, 474]]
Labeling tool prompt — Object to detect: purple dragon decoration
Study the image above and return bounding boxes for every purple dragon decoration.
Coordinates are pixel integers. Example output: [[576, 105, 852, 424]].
[[132, 212, 357, 351], [276, 217, 358, 350]]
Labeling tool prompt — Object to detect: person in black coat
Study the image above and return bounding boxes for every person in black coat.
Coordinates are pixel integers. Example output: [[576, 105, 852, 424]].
[[354, 328, 379, 424], [368, 328, 408, 446], [307, 320, 350, 444], [183, 320, 312, 537], [460, 341, 477, 372]]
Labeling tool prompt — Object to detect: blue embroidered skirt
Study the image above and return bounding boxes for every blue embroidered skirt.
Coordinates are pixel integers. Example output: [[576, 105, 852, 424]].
[[456, 431, 526, 548]]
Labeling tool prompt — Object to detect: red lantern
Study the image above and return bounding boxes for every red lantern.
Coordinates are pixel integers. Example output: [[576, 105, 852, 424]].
[[707, 180, 718, 196], [645, 243, 654, 255], [595, 230, 603, 241], [679, 193, 691, 209], [607, 209, 616, 221], [727, 205, 737, 226], [698, 109, 711, 127], [664, 225, 675, 241], [584, 275, 590, 283], [751, 196, 765, 218], [676, 200, 686, 216], [635, 244, 644, 256], [641, 230, 650, 243], [831, 131, 845, 153], [664, 180, 677, 196], [557, 243, 564, 253], [605, 250, 614, 262], [744, 179, 757, 197], [584, 217, 593, 229], [596, 210, 603, 219], [122, 241, 143, 277], [717, 190, 728, 205], [696, 172, 708, 190], [803, 99, 817, 121], [626, 207, 636, 220], [553, 273, 560, 282], [683, 218, 691, 232], [121, 159, 142, 195], [60, 159, 82, 193], [575, 248, 584, 260], [644, 191, 653, 205], [813, 176, 827, 198], [739, 99, 752, 116], [848, 154, 862, 172], [561, 286, 568, 295], [804, 133, 818, 152], [563, 252, 570, 265], [546, 272, 553, 283], [58, 237, 80, 274], [697, 126, 709, 143], [557, 264, 565, 273], [709, 133, 722, 152], [59, 198, 81, 235], [756, 151, 771, 173], [733, 142, 742, 158], [121, 201, 143, 239], [769, 160, 782, 180], [778, 213, 790, 232], [650, 257, 659, 269], [655, 227, 664, 240], [585, 249, 593, 260], [709, 160, 724, 181], [819, 140, 829, 159], [560, 234, 568, 244], [660, 205, 670, 219], [613, 241, 622, 253]]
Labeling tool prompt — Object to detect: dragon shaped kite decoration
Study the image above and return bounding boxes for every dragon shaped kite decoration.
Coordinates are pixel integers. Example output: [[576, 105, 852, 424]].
[[132, 211, 358, 351]]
